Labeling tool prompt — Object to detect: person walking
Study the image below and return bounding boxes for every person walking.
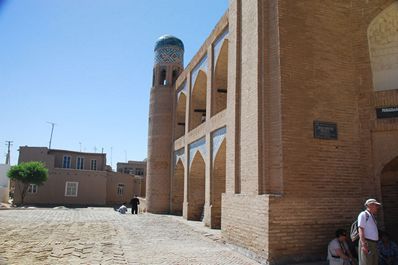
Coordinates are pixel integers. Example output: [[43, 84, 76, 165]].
[[130, 195, 140, 215], [358, 198, 382, 265]]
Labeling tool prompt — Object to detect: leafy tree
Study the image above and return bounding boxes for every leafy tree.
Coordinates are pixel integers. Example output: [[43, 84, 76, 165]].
[[7, 161, 48, 205]]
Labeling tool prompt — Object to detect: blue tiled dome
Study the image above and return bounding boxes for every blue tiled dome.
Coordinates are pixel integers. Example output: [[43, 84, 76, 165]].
[[154, 35, 184, 51]]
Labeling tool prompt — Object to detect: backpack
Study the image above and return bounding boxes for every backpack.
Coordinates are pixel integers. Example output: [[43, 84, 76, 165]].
[[350, 211, 369, 242]]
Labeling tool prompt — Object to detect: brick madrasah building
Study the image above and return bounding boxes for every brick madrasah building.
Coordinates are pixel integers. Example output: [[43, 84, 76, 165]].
[[144, 1, 398, 264]]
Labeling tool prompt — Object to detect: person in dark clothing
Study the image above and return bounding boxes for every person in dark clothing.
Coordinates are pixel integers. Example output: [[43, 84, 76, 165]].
[[130, 195, 140, 214]]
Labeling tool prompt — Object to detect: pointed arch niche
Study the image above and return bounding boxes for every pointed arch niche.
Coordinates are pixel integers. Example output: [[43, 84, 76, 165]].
[[368, 2, 398, 91], [212, 33, 229, 116], [188, 151, 206, 221], [189, 56, 208, 131], [209, 127, 226, 228], [171, 158, 184, 216], [175, 86, 187, 139]]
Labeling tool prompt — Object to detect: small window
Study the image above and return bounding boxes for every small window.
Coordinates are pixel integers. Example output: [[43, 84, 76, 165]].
[[172, 69, 179, 85], [90, 159, 97, 170], [76, 157, 84, 170], [63, 156, 71, 168], [159, 69, 167, 85], [117, 184, 125, 196], [27, 184, 38, 194], [135, 168, 144, 176], [152, 69, 155, 87], [65, 182, 78, 197]]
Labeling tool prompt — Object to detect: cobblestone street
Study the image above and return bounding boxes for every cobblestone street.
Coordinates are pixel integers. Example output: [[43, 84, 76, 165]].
[[0, 207, 261, 265]]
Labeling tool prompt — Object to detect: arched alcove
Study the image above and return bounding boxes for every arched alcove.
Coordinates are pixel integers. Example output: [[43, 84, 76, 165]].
[[190, 71, 207, 130], [213, 40, 228, 116], [175, 93, 186, 139], [368, 2, 398, 91], [171, 159, 184, 215], [188, 151, 206, 221], [211, 139, 226, 229]]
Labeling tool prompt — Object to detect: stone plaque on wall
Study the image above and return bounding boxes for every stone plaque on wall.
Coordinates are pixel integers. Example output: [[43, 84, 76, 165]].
[[313, 121, 338, 140]]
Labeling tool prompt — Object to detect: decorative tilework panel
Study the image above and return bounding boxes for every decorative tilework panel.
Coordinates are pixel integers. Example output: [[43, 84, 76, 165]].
[[191, 55, 208, 89], [174, 148, 185, 167], [211, 127, 226, 162], [177, 81, 187, 99], [155, 46, 184, 65], [213, 29, 229, 71], [189, 137, 206, 167]]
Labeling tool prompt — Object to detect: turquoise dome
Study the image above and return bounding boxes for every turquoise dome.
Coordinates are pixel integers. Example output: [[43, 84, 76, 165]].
[[154, 35, 184, 51]]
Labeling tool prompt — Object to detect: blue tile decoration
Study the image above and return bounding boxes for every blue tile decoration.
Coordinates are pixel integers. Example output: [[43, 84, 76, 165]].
[[189, 137, 206, 167], [191, 55, 208, 89], [213, 29, 229, 72], [154, 35, 184, 51], [174, 148, 185, 167], [155, 46, 184, 65], [212, 127, 226, 162]]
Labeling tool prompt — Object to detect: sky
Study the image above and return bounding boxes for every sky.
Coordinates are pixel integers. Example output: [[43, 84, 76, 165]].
[[0, 0, 229, 168]]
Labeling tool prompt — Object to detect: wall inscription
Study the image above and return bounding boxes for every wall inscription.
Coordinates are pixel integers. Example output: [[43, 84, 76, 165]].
[[313, 121, 338, 140]]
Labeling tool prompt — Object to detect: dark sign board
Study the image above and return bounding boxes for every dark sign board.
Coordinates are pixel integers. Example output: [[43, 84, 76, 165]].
[[376, 106, 398, 119], [313, 121, 338, 140]]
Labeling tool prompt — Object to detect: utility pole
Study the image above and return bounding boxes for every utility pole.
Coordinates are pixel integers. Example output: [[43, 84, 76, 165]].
[[47, 122, 56, 149], [5, 141, 13, 165]]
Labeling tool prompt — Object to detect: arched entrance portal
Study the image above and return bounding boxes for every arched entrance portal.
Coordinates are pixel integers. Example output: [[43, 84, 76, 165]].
[[381, 157, 398, 240]]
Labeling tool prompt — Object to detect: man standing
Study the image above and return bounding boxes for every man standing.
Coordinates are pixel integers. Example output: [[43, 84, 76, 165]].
[[358, 198, 382, 265], [130, 195, 140, 215]]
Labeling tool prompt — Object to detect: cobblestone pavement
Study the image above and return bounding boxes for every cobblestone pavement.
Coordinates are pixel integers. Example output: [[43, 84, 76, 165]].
[[0, 207, 262, 265]]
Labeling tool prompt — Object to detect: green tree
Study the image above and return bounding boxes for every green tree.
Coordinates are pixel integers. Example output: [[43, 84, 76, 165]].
[[7, 161, 48, 205]]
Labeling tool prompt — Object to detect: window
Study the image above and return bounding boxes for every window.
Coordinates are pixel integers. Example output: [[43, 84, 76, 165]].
[[65, 182, 78, 197], [159, 69, 167, 85], [172, 69, 179, 85], [117, 184, 125, 196], [90, 159, 97, 170], [76, 157, 84, 170], [63, 156, 71, 168], [135, 168, 144, 176], [27, 184, 38, 194]]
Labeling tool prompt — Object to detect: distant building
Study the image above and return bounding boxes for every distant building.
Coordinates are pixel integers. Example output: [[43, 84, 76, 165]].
[[0, 164, 11, 203], [117, 160, 146, 197], [14, 146, 144, 206]]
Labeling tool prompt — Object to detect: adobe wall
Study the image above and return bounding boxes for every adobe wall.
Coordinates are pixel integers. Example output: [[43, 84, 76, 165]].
[[105, 172, 139, 206], [16, 169, 107, 206]]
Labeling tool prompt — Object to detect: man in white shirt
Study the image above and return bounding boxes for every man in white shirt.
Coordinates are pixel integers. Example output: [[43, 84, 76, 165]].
[[358, 198, 382, 265]]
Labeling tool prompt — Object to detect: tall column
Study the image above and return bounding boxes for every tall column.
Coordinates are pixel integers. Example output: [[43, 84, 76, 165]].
[[146, 35, 184, 213]]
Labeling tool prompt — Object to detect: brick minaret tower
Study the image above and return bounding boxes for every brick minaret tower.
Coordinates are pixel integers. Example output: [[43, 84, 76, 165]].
[[146, 35, 184, 213]]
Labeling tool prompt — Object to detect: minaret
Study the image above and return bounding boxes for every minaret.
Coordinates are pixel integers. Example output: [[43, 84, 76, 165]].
[[146, 35, 184, 213]]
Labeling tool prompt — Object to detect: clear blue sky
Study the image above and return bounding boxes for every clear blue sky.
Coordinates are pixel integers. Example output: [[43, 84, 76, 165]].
[[0, 0, 228, 168]]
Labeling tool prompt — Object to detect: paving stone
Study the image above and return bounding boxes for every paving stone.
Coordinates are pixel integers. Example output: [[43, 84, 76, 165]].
[[0, 208, 263, 264]]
